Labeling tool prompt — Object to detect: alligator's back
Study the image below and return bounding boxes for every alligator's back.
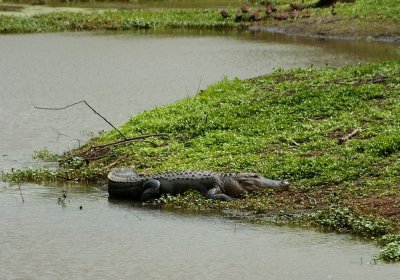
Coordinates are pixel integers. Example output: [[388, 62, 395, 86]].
[[108, 169, 221, 198], [150, 170, 220, 196]]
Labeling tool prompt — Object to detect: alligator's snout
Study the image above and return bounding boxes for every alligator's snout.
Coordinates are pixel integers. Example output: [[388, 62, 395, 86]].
[[235, 173, 290, 192], [277, 180, 290, 190], [259, 177, 290, 191]]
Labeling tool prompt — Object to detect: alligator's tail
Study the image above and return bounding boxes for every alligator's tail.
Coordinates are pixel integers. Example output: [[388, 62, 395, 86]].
[[108, 168, 140, 183]]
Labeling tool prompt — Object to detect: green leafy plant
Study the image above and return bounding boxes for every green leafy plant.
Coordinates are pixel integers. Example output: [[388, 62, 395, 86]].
[[33, 148, 59, 162], [380, 241, 400, 262]]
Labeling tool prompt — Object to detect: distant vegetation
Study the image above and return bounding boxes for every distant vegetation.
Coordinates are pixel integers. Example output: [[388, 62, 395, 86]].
[[0, 9, 239, 33], [0, 0, 399, 34]]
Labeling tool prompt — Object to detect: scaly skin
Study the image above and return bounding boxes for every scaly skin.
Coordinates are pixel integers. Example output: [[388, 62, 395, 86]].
[[108, 169, 289, 201]]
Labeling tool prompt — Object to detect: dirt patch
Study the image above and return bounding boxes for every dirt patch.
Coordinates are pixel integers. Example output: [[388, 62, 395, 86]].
[[250, 17, 400, 43], [349, 195, 400, 218], [269, 186, 334, 211]]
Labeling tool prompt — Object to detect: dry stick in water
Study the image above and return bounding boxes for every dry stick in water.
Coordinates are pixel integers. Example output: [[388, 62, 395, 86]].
[[34, 100, 127, 140], [197, 74, 203, 93], [18, 184, 24, 203]]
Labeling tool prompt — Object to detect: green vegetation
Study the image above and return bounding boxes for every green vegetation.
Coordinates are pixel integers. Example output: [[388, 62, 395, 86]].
[[0, 9, 241, 33], [33, 148, 59, 162], [0, 0, 399, 40], [5, 168, 57, 183], [379, 234, 400, 261], [6, 61, 400, 187], [4, 62, 400, 252], [2, 51, 400, 259]]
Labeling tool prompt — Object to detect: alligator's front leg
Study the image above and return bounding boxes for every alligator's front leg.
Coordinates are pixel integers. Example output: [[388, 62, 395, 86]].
[[206, 187, 233, 201], [140, 179, 161, 201]]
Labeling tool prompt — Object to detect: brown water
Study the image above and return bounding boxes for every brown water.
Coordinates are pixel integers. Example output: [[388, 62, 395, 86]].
[[1, 30, 400, 277], [1, 181, 400, 279]]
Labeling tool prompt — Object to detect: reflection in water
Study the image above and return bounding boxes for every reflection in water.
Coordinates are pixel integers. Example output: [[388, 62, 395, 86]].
[[1, 182, 399, 279], [0, 30, 399, 170]]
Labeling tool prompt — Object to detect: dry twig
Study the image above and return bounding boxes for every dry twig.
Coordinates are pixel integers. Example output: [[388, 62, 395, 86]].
[[18, 184, 24, 203], [34, 100, 127, 140], [338, 129, 359, 144]]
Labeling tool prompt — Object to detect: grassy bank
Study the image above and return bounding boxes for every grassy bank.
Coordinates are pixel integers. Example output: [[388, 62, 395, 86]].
[[0, 0, 399, 41], [0, 8, 240, 33], [4, 61, 400, 261]]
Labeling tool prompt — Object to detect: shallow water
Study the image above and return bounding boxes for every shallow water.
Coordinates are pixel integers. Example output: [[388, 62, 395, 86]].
[[1, 182, 399, 279], [0, 30, 399, 169]]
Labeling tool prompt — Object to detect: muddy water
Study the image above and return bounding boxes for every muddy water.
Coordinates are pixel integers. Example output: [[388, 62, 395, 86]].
[[1, 182, 399, 279], [0, 30, 399, 169], [1, 30, 400, 278]]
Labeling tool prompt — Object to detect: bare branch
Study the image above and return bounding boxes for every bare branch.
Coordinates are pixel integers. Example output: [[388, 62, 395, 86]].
[[34, 100, 85, 111], [18, 184, 24, 203], [61, 133, 169, 164], [34, 100, 127, 140], [338, 129, 359, 144], [89, 133, 168, 150]]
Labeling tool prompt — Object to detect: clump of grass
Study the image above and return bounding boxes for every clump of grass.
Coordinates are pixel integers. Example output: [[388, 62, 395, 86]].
[[310, 206, 391, 237], [3, 168, 57, 183], [380, 242, 400, 262], [33, 148, 59, 162], [379, 234, 400, 262]]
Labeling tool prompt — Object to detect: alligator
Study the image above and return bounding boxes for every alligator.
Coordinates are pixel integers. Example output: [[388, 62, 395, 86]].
[[108, 169, 289, 201]]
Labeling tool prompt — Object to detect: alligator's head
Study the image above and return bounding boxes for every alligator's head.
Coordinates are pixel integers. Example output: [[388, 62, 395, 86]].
[[237, 173, 289, 191]]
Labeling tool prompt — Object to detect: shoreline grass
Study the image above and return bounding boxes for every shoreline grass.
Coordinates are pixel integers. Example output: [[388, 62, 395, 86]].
[[0, 9, 242, 33]]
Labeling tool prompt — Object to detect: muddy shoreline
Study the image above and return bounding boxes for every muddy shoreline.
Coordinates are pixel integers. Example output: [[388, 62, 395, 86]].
[[249, 17, 400, 44]]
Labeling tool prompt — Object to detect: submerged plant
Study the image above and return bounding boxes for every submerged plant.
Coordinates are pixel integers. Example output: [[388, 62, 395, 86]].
[[33, 148, 59, 162], [3, 168, 57, 183]]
